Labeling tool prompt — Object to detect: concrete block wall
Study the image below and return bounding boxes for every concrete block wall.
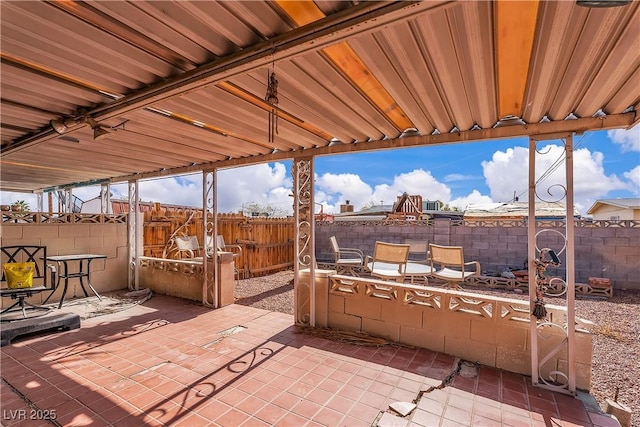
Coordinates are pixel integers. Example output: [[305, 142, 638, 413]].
[[316, 220, 640, 289], [3, 221, 245, 309], [1, 223, 128, 307], [318, 223, 436, 263], [139, 256, 235, 306], [321, 275, 593, 390]]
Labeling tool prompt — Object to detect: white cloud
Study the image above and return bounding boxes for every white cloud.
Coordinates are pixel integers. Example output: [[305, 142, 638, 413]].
[[133, 163, 294, 214], [449, 190, 493, 211], [482, 147, 529, 202], [608, 128, 640, 152], [1, 163, 294, 215], [445, 173, 475, 182], [216, 163, 292, 213], [315, 173, 374, 213], [0, 166, 474, 217], [0, 192, 38, 209], [482, 144, 628, 215], [5, 143, 633, 218], [372, 169, 451, 205], [315, 169, 453, 213], [137, 175, 202, 207], [624, 166, 640, 195]]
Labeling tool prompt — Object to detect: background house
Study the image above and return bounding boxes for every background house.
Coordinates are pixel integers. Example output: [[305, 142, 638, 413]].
[[586, 198, 640, 220], [331, 194, 457, 221], [464, 201, 580, 220]]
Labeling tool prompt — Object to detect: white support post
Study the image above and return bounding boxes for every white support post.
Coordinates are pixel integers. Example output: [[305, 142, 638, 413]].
[[36, 192, 43, 213], [292, 156, 316, 326], [529, 133, 576, 396], [127, 180, 140, 291], [101, 183, 111, 214], [528, 137, 539, 385], [565, 134, 577, 393], [204, 170, 217, 308], [64, 188, 72, 213]]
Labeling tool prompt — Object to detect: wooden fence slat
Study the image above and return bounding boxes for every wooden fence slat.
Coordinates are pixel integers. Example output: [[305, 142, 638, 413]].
[[143, 210, 295, 277]]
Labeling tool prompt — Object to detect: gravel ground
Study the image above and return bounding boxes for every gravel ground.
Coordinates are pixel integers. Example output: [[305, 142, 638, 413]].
[[234, 270, 295, 315], [234, 270, 639, 425], [468, 285, 640, 427]]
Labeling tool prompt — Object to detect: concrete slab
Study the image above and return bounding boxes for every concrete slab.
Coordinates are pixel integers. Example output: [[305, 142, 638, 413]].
[[1, 312, 80, 346], [377, 412, 408, 427], [389, 401, 416, 417]]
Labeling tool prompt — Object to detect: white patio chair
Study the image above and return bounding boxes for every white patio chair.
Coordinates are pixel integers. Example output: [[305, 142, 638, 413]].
[[428, 244, 480, 290], [365, 241, 410, 282], [175, 235, 203, 260], [403, 240, 433, 284], [329, 236, 364, 276]]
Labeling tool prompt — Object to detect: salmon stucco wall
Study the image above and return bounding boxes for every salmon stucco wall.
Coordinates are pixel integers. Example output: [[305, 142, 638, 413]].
[[1, 222, 128, 308], [139, 253, 235, 306]]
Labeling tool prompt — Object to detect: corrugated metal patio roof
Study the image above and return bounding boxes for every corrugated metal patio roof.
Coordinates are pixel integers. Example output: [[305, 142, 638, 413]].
[[1, 0, 638, 193]]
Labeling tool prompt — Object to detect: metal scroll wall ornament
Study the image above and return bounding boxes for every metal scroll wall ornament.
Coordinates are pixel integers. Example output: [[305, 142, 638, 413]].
[[528, 134, 576, 395], [292, 157, 314, 326], [265, 69, 279, 143]]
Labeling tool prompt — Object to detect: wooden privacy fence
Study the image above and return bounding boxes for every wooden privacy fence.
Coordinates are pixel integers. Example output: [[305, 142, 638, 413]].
[[143, 206, 294, 278]]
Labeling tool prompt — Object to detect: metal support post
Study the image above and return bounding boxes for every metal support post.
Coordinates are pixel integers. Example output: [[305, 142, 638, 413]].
[[292, 156, 315, 326]]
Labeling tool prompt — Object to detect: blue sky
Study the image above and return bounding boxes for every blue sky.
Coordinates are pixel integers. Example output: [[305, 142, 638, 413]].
[[2, 128, 639, 217], [312, 128, 640, 215]]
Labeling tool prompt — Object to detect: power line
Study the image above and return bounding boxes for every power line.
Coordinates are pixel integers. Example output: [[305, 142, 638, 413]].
[[510, 132, 594, 202]]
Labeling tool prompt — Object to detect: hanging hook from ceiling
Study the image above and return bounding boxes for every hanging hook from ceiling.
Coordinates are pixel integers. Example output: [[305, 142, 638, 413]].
[[265, 47, 279, 143]]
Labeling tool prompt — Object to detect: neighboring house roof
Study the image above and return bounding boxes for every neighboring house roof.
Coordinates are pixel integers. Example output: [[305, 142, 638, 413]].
[[424, 210, 464, 219], [110, 200, 200, 214], [586, 198, 640, 215], [336, 204, 394, 217], [464, 201, 579, 219]]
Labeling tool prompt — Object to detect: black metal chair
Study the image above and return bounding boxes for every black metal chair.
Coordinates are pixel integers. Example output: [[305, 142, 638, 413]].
[[1, 246, 56, 320]]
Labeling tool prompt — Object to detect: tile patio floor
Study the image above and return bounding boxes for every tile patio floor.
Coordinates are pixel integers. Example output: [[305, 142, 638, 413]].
[[1, 295, 621, 427]]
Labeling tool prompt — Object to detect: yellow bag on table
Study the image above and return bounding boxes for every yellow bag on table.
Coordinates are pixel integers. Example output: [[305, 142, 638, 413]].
[[3, 262, 35, 289]]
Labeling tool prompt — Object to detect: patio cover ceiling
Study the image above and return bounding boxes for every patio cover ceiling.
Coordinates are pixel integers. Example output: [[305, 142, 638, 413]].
[[1, 0, 638, 193]]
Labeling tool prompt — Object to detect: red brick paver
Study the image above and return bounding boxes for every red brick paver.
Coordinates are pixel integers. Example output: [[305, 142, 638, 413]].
[[1, 295, 618, 427]]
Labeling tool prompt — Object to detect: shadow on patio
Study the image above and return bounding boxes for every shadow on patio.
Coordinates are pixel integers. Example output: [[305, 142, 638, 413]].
[[1, 293, 620, 427]]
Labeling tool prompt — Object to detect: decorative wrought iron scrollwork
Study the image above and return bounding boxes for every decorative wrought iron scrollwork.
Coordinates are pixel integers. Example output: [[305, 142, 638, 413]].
[[162, 211, 196, 259], [536, 322, 570, 390], [533, 139, 568, 204], [292, 157, 314, 325], [297, 221, 312, 268], [203, 170, 216, 306], [296, 278, 311, 325], [294, 158, 313, 269], [536, 183, 568, 204], [529, 134, 575, 395]]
